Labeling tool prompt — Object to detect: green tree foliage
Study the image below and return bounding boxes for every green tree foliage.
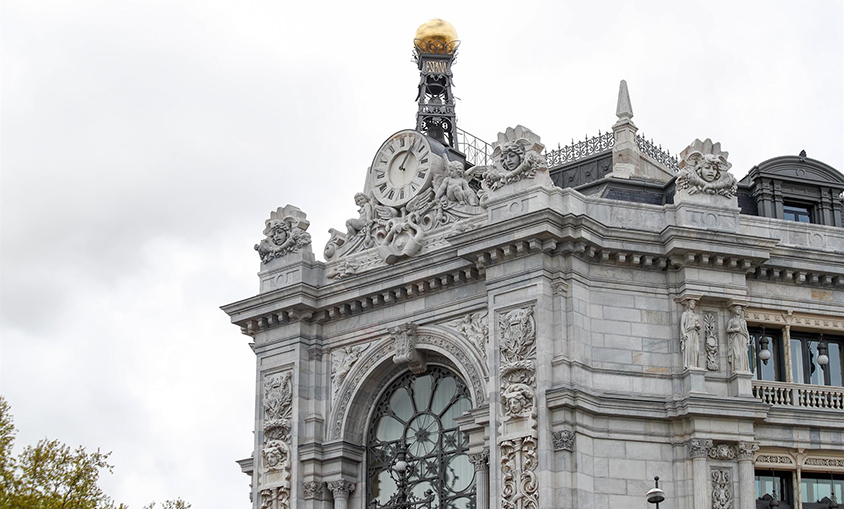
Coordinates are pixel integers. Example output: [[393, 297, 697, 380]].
[[0, 396, 189, 509]]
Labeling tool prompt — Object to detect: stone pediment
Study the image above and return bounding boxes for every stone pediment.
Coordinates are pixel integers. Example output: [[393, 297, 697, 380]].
[[745, 155, 844, 188]]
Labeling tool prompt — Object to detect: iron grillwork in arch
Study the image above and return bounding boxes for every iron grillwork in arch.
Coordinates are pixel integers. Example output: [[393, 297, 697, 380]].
[[366, 366, 476, 509], [544, 130, 615, 168]]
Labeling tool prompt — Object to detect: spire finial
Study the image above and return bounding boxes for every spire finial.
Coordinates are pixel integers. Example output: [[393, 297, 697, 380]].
[[616, 79, 633, 121]]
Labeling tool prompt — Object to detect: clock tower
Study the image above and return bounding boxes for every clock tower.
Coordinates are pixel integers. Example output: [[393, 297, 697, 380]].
[[413, 19, 459, 148]]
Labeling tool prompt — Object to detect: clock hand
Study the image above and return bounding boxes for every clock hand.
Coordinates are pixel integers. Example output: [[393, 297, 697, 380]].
[[398, 138, 417, 171]]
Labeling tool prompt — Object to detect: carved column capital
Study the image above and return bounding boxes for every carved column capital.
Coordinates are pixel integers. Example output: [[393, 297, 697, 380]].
[[552, 430, 575, 451], [468, 447, 490, 471], [328, 480, 355, 500], [302, 481, 326, 500], [737, 441, 759, 461], [688, 438, 713, 459]]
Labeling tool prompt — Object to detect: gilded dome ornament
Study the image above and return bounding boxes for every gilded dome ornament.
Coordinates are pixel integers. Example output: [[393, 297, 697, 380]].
[[414, 18, 459, 54]]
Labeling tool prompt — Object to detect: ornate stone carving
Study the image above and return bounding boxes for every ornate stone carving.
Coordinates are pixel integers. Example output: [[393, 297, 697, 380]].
[[331, 343, 369, 398], [261, 372, 293, 509], [435, 160, 479, 206], [499, 307, 537, 420], [677, 139, 737, 198], [327, 480, 355, 500], [704, 312, 718, 371], [332, 342, 395, 439], [472, 126, 549, 205], [708, 443, 737, 460], [727, 305, 751, 373], [307, 346, 324, 361], [391, 323, 427, 373], [417, 334, 486, 404], [259, 486, 289, 509], [711, 468, 733, 509], [552, 430, 575, 452], [755, 454, 793, 465], [255, 205, 312, 264], [302, 481, 325, 500], [468, 448, 490, 471], [688, 438, 713, 459], [500, 436, 539, 509], [680, 299, 702, 369], [736, 441, 759, 461], [445, 311, 489, 364], [804, 457, 844, 467]]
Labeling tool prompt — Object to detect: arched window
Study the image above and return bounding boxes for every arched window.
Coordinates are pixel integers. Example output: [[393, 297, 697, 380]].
[[366, 366, 475, 508]]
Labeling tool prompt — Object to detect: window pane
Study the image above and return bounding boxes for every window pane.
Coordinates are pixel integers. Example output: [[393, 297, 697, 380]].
[[791, 339, 804, 384], [389, 387, 414, 421], [829, 342, 842, 387], [784, 204, 811, 223]]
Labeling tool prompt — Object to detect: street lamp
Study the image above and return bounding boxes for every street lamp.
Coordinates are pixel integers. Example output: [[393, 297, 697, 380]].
[[646, 476, 666, 508], [818, 334, 830, 367], [759, 327, 772, 364]]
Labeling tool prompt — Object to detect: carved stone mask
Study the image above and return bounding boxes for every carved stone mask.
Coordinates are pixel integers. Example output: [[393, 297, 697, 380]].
[[698, 155, 721, 182], [502, 151, 521, 171], [271, 224, 289, 245]]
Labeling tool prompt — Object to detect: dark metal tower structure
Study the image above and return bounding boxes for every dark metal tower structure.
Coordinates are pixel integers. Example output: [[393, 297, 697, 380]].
[[413, 37, 459, 148]]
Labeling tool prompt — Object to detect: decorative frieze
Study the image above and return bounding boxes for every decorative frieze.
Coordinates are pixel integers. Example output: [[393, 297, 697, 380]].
[[804, 457, 844, 468], [754, 454, 794, 465], [499, 307, 537, 420], [711, 468, 733, 509], [261, 372, 293, 509], [708, 443, 737, 461], [704, 312, 718, 371], [552, 430, 575, 452], [746, 309, 844, 331]]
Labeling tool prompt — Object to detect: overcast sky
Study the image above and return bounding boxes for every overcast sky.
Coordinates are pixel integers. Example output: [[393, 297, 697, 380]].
[[1, 1, 842, 507]]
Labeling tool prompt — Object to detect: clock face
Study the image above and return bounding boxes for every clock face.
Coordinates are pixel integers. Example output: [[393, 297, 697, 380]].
[[369, 130, 437, 207]]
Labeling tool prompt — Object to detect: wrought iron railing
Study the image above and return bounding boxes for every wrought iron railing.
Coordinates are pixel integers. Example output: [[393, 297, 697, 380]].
[[455, 127, 492, 167], [752, 380, 844, 410], [544, 130, 615, 168], [636, 134, 680, 172]]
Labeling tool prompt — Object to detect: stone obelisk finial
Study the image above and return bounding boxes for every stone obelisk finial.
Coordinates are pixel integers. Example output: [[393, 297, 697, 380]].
[[616, 79, 634, 122]]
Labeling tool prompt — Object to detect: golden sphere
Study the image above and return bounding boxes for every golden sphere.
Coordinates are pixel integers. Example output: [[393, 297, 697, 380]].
[[414, 19, 458, 54]]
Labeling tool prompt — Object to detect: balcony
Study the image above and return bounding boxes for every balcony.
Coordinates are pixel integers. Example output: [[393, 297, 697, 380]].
[[752, 380, 844, 410]]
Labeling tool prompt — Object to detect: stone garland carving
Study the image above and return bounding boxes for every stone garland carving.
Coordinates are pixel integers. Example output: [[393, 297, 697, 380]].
[[500, 436, 539, 509], [688, 438, 713, 459], [255, 205, 312, 264], [736, 441, 759, 461], [391, 323, 427, 374], [469, 126, 548, 207], [676, 138, 738, 198], [331, 344, 370, 398], [262, 372, 293, 509], [704, 312, 718, 371], [445, 311, 489, 364], [552, 430, 575, 452], [302, 481, 325, 500], [711, 468, 733, 509], [680, 299, 702, 369], [727, 305, 751, 373]]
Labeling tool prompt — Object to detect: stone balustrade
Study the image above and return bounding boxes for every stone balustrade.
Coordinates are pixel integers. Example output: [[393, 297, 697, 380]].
[[752, 380, 844, 410]]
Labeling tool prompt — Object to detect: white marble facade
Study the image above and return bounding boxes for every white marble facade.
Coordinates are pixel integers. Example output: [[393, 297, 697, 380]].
[[223, 57, 844, 509]]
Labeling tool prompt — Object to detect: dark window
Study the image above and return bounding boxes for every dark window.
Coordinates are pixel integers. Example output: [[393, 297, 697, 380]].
[[366, 366, 475, 509], [783, 203, 813, 223], [790, 333, 844, 387], [801, 473, 844, 507], [756, 470, 794, 509], [750, 329, 786, 382]]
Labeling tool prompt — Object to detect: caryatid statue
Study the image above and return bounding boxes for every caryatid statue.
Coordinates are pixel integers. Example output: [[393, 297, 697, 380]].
[[680, 299, 702, 369], [727, 304, 751, 372]]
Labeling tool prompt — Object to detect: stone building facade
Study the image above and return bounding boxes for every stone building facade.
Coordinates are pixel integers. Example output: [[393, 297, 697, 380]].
[[223, 20, 844, 509]]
